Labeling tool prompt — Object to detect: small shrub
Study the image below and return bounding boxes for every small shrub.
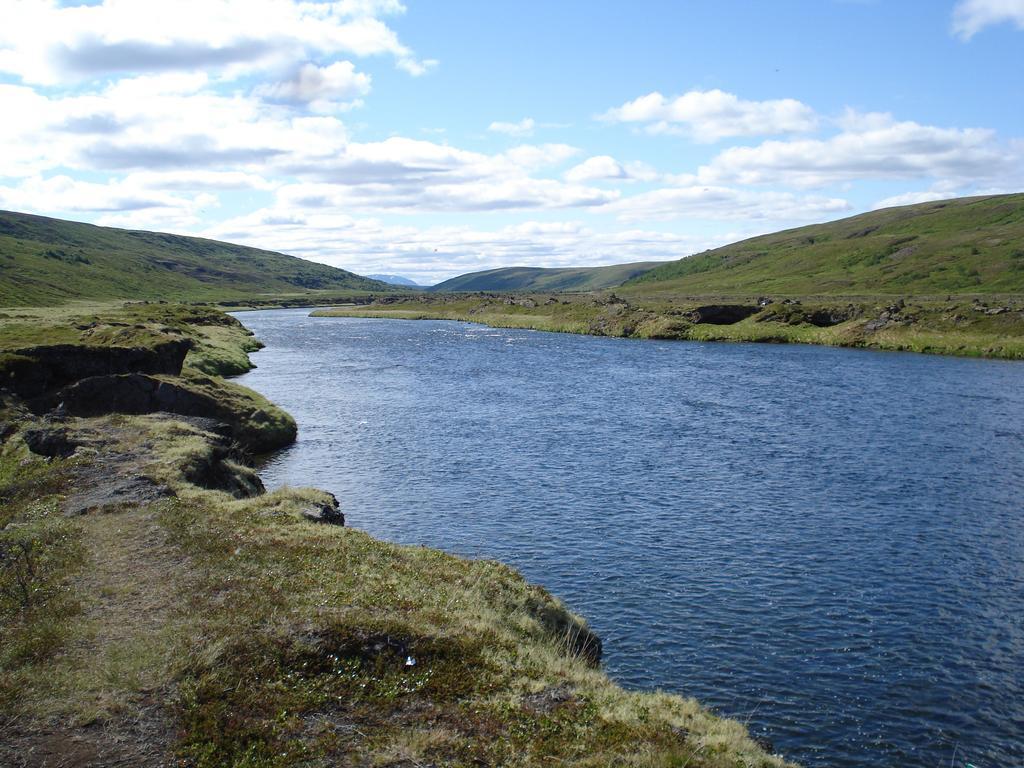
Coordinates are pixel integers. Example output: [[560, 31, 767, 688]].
[[0, 516, 84, 614]]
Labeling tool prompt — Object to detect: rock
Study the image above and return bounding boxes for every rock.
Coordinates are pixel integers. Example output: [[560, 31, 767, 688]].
[[63, 474, 174, 516], [757, 296, 774, 307], [23, 426, 79, 458], [1, 339, 192, 399], [182, 435, 265, 498], [522, 685, 575, 714], [683, 305, 762, 325], [528, 598, 602, 667], [300, 493, 345, 526], [30, 373, 295, 453], [985, 307, 1009, 315], [804, 306, 860, 327]]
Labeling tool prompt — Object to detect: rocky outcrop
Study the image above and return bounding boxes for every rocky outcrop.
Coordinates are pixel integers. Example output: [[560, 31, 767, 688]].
[[527, 596, 603, 667], [298, 493, 345, 526], [180, 429, 265, 498], [23, 425, 79, 458], [1, 339, 192, 399], [863, 301, 916, 332], [30, 373, 295, 453], [683, 305, 762, 325], [758, 304, 861, 327]]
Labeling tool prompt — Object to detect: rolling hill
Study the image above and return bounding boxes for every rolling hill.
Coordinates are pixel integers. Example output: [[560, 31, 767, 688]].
[[625, 193, 1024, 296], [431, 262, 664, 293], [0, 210, 391, 306]]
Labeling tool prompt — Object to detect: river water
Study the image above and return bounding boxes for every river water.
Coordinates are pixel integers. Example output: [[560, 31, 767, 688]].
[[234, 307, 1024, 768]]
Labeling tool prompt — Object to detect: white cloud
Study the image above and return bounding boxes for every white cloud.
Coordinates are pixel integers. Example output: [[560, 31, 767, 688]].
[[952, 0, 1024, 39], [254, 61, 371, 111], [698, 112, 1018, 188], [0, 0, 433, 85], [274, 176, 617, 214], [871, 190, 954, 209], [0, 174, 216, 222], [488, 118, 536, 137], [122, 170, 277, 191], [565, 156, 629, 182], [606, 185, 850, 223], [0, 77, 354, 177], [601, 89, 818, 142], [564, 156, 660, 184], [273, 138, 595, 212]]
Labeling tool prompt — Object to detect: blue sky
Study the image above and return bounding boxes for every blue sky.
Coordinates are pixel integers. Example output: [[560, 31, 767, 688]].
[[0, 0, 1021, 283]]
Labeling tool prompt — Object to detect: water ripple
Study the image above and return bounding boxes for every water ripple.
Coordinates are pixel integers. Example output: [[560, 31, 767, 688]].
[[236, 309, 1024, 768]]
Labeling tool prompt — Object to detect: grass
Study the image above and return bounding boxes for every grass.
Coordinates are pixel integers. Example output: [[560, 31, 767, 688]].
[[0, 209, 395, 306], [0, 302, 796, 767], [316, 292, 1024, 360]]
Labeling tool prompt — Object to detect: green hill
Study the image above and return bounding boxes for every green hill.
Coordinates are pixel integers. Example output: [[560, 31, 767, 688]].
[[625, 193, 1024, 296], [0, 210, 391, 306], [431, 261, 664, 293]]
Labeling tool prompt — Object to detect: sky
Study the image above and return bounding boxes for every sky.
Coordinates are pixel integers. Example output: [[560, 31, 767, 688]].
[[0, 0, 1022, 285]]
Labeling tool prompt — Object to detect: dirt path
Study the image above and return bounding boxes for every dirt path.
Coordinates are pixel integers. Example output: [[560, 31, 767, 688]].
[[1, 503, 194, 768]]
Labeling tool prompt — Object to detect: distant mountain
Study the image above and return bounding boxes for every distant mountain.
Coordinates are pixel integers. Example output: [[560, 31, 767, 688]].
[[625, 193, 1024, 296], [0, 210, 393, 306], [366, 274, 420, 287], [431, 262, 665, 293]]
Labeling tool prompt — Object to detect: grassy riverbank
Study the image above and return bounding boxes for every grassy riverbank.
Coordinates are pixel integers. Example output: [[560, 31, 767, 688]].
[[1, 301, 793, 767], [314, 292, 1024, 359]]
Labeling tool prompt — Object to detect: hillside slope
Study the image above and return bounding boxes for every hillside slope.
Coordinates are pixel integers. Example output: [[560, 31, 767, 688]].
[[0, 210, 390, 306], [626, 193, 1024, 296], [432, 261, 664, 293]]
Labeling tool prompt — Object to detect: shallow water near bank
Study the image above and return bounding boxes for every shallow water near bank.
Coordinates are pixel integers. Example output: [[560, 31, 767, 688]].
[[234, 307, 1024, 768]]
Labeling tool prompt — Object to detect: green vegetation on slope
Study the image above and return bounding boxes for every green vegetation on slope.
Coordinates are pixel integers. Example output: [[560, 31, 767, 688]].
[[431, 261, 664, 293], [0, 302, 793, 767], [626, 193, 1024, 296], [0, 209, 393, 306]]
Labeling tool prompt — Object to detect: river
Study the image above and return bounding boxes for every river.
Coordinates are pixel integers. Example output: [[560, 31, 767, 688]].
[[234, 307, 1024, 768]]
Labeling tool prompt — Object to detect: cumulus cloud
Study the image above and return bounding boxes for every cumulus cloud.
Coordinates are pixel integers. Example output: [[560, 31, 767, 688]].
[[254, 62, 371, 111], [952, 0, 1024, 39], [565, 156, 629, 183], [272, 138, 597, 212], [0, 77, 354, 177], [0, 69, 605, 215], [698, 112, 1019, 187], [0, 174, 216, 221], [488, 118, 536, 137], [601, 89, 818, 142], [0, 0, 433, 84], [564, 156, 659, 183], [605, 185, 850, 223]]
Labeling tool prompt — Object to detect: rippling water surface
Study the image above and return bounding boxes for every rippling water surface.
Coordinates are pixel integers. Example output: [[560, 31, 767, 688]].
[[234, 308, 1024, 768]]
